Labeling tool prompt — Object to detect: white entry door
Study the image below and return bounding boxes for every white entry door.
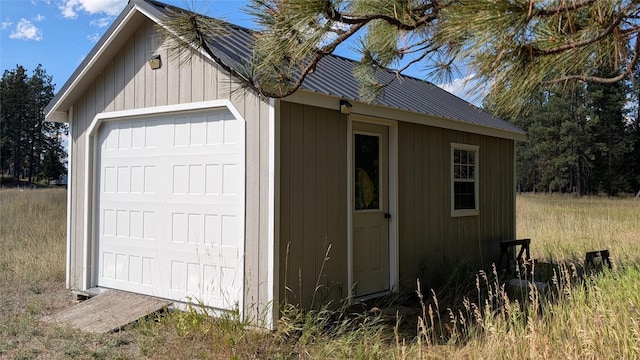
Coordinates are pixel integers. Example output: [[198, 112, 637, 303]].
[[352, 122, 390, 297], [95, 108, 244, 311]]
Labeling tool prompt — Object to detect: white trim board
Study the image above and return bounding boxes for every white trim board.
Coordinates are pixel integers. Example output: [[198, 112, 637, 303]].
[[65, 107, 73, 289], [267, 98, 278, 329], [81, 100, 247, 316]]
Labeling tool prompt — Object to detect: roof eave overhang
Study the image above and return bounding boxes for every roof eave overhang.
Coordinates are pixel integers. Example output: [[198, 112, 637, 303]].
[[47, 111, 69, 123], [282, 90, 528, 142], [45, 1, 165, 122]]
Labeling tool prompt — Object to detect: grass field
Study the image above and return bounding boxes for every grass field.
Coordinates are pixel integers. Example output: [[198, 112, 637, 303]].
[[1, 189, 639, 359]]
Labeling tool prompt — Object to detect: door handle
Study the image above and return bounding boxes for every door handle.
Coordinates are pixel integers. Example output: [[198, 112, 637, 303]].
[[384, 213, 391, 219]]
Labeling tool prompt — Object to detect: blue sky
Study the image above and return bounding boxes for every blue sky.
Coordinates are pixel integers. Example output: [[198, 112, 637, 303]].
[[0, 0, 474, 100]]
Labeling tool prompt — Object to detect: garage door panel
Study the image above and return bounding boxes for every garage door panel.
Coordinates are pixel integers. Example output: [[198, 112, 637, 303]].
[[167, 260, 242, 308], [165, 250, 241, 304], [165, 206, 242, 247], [100, 119, 166, 152], [96, 108, 244, 310], [99, 246, 159, 286], [100, 201, 161, 241], [171, 112, 239, 147], [167, 158, 241, 195], [100, 160, 163, 195]]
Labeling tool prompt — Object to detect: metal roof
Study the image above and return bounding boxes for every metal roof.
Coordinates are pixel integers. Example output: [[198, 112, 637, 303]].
[[143, 0, 524, 136], [47, 0, 525, 137]]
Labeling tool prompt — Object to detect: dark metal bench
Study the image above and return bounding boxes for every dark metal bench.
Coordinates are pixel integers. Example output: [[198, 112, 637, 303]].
[[585, 250, 612, 269], [498, 238, 531, 272]]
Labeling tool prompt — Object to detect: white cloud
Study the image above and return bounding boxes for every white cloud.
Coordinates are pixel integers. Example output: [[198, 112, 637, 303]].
[[59, 0, 127, 19], [87, 32, 100, 43], [9, 18, 43, 41], [59, 0, 79, 19], [437, 73, 481, 103], [90, 17, 111, 28], [80, 0, 126, 16], [439, 77, 468, 97], [437, 73, 493, 107], [1, 21, 13, 30], [33, 14, 45, 22]]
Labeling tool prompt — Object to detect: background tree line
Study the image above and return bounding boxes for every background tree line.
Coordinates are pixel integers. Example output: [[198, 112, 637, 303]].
[[0, 65, 67, 186], [492, 69, 640, 196]]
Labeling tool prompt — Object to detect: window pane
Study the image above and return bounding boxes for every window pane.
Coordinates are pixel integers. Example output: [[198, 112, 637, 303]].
[[355, 134, 380, 210], [460, 165, 467, 179], [468, 164, 475, 179], [454, 181, 475, 210], [454, 149, 461, 164], [454, 164, 461, 178], [468, 151, 475, 164]]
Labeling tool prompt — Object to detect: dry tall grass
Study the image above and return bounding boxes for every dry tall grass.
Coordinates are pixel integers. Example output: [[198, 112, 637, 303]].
[[1, 190, 639, 359], [408, 194, 640, 359], [517, 194, 640, 265], [0, 188, 66, 283]]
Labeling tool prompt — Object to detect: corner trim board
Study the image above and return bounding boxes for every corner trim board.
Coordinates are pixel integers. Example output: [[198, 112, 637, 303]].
[[267, 98, 278, 329], [65, 108, 73, 289]]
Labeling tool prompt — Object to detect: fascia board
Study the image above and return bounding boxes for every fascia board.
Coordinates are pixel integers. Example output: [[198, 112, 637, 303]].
[[283, 90, 528, 142]]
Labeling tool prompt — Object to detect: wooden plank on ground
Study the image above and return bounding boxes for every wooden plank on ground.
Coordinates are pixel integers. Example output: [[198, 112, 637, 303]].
[[41, 289, 172, 334]]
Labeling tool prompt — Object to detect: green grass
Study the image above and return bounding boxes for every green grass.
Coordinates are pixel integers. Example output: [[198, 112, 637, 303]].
[[1, 189, 639, 359]]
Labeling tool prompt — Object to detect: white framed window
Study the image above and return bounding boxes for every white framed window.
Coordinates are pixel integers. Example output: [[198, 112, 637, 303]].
[[451, 143, 479, 217]]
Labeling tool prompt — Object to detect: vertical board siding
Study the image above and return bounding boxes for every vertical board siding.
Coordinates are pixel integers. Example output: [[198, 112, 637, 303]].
[[279, 112, 514, 303], [134, 26, 146, 109], [278, 102, 348, 308], [278, 103, 291, 304], [314, 108, 329, 299], [301, 104, 316, 306], [397, 122, 515, 290], [68, 18, 271, 321]]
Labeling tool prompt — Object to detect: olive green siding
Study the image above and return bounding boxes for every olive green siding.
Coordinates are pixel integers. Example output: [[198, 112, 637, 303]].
[[397, 122, 515, 289], [278, 102, 348, 308], [67, 18, 272, 321], [278, 109, 515, 306]]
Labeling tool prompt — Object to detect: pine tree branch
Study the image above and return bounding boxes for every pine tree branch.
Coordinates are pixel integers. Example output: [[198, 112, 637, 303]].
[[528, 10, 627, 57], [531, 0, 599, 17], [547, 32, 640, 84], [325, 1, 441, 31]]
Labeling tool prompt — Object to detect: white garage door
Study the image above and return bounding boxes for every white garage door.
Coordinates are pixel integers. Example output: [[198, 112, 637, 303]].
[[95, 108, 244, 311]]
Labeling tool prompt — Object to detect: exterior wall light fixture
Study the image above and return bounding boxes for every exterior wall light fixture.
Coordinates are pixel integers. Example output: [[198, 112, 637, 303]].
[[340, 100, 352, 115], [148, 54, 162, 70]]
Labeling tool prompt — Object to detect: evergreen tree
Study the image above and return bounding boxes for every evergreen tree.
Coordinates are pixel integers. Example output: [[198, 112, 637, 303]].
[[0, 65, 65, 185], [0, 66, 30, 181], [586, 72, 631, 195], [504, 83, 595, 195], [41, 144, 66, 183], [625, 67, 640, 194]]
